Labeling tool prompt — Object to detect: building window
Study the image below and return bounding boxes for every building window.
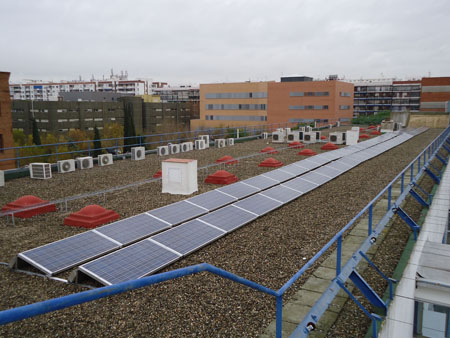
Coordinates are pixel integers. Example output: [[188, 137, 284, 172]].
[[289, 105, 328, 110], [206, 104, 266, 110], [414, 301, 450, 337], [290, 91, 329, 97], [340, 105, 351, 110], [205, 92, 267, 99], [340, 92, 352, 97], [205, 115, 267, 121]]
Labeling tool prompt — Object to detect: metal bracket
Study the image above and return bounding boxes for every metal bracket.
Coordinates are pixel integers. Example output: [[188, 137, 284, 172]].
[[336, 278, 383, 338], [435, 153, 448, 166], [409, 188, 430, 207], [360, 251, 397, 301], [394, 206, 420, 240], [428, 162, 442, 176], [443, 143, 450, 153], [425, 167, 440, 184]]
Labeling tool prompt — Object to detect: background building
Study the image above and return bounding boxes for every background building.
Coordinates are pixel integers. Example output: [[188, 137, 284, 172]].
[[420, 77, 450, 112], [0, 71, 15, 170]]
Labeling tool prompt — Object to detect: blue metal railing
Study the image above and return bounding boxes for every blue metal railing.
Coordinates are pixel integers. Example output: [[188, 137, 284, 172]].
[[1, 127, 446, 337]]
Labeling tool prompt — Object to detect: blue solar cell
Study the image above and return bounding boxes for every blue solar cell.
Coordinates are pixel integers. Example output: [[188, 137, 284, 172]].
[[306, 156, 329, 166], [242, 175, 279, 190], [282, 177, 318, 193], [313, 165, 342, 178], [151, 219, 224, 255], [79, 239, 180, 285], [96, 213, 170, 245], [18, 231, 120, 275], [233, 194, 282, 216], [302, 171, 331, 185], [261, 169, 295, 182], [186, 190, 236, 211], [262, 185, 303, 203], [198, 205, 257, 232], [148, 200, 207, 225], [280, 164, 310, 176], [327, 161, 352, 172], [216, 182, 260, 199], [294, 159, 320, 170]]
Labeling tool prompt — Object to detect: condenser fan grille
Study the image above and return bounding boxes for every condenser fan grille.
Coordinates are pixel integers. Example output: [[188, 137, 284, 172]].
[[62, 162, 71, 171], [102, 156, 109, 164], [82, 159, 90, 168]]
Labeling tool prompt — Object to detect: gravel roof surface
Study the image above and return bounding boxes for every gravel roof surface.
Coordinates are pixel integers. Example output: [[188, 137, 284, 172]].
[[0, 127, 443, 337]]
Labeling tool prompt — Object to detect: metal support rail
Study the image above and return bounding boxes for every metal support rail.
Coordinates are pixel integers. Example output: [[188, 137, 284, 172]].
[[0, 128, 446, 337]]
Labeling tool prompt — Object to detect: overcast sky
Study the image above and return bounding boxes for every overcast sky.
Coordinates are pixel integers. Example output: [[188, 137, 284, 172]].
[[1, 0, 449, 85]]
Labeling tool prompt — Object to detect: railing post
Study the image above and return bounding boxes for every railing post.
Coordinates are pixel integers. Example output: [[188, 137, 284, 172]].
[[388, 185, 392, 210], [410, 163, 414, 180], [55, 144, 58, 162], [401, 173, 405, 193], [16, 148, 20, 168], [368, 205, 373, 235], [276, 295, 283, 338], [418, 157, 421, 171], [336, 235, 342, 276], [88, 142, 91, 157]]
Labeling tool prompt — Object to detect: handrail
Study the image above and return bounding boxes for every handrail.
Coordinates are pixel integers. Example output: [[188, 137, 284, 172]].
[[0, 127, 444, 338]]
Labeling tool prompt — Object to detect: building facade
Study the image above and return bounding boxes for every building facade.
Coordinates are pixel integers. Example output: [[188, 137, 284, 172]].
[[420, 77, 450, 112], [191, 77, 353, 129], [0, 72, 15, 170], [11, 97, 199, 135]]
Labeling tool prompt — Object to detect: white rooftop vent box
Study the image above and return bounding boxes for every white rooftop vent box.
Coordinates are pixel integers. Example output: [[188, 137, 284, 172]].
[[195, 139, 206, 150], [227, 138, 235, 146], [162, 158, 198, 195], [346, 130, 359, 145], [305, 126, 312, 132], [181, 142, 193, 152], [0, 170, 4, 187], [157, 145, 169, 157], [336, 121, 341, 127], [380, 121, 395, 133], [272, 131, 285, 143], [286, 131, 300, 142], [215, 139, 226, 148], [30, 163, 52, 179], [98, 154, 113, 166], [57, 159, 75, 174], [132, 146, 146, 160], [285, 127, 292, 134], [315, 131, 321, 141], [169, 144, 181, 154], [262, 132, 269, 139], [303, 132, 316, 144], [76, 156, 93, 170], [329, 132, 344, 145], [198, 135, 210, 148]]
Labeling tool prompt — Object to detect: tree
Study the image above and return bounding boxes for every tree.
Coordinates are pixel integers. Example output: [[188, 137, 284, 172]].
[[92, 126, 102, 157], [123, 102, 137, 152], [31, 118, 41, 145]]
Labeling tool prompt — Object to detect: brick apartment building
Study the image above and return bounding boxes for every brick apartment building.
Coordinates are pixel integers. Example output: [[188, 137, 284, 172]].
[[420, 77, 450, 112], [0, 71, 15, 170], [191, 76, 354, 129]]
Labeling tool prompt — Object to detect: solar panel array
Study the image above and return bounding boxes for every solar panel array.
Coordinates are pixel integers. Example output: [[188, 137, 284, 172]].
[[15, 128, 427, 283]]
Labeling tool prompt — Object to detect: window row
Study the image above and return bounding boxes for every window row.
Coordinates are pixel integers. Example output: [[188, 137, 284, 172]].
[[205, 92, 267, 99], [205, 115, 267, 121], [290, 91, 329, 97], [289, 105, 328, 110], [206, 104, 266, 110], [339, 105, 351, 110]]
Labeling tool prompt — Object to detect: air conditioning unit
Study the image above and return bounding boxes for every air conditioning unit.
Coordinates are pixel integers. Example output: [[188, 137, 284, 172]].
[[227, 138, 234, 146], [262, 132, 269, 139], [98, 154, 113, 166], [215, 139, 226, 148], [157, 145, 169, 156], [336, 121, 341, 127], [351, 126, 360, 133], [285, 128, 291, 134], [195, 139, 206, 150], [286, 131, 300, 142], [272, 131, 285, 143], [328, 124, 333, 129], [315, 131, 321, 141], [298, 131, 304, 141], [303, 132, 316, 144], [29, 163, 52, 179], [299, 127, 306, 132], [329, 132, 344, 145], [131, 146, 146, 160], [76, 156, 93, 170], [346, 130, 359, 145], [198, 135, 210, 148], [170, 144, 181, 154], [181, 142, 193, 152], [342, 131, 347, 142], [393, 122, 401, 131], [305, 126, 312, 132], [57, 159, 75, 173]]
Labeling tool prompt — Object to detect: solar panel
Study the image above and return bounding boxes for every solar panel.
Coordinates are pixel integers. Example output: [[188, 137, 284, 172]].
[[18, 231, 120, 275], [279, 163, 310, 176], [294, 159, 320, 170], [313, 165, 342, 178], [327, 161, 353, 172], [233, 193, 282, 216], [198, 205, 257, 232], [151, 219, 224, 256], [306, 156, 330, 166], [96, 213, 170, 245], [147, 200, 207, 225], [186, 190, 236, 211], [302, 171, 332, 185], [282, 177, 318, 193], [242, 175, 279, 190], [335, 157, 360, 167], [216, 182, 260, 199], [78, 239, 180, 285], [262, 185, 303, 203], [261, 168, 295, 182]]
